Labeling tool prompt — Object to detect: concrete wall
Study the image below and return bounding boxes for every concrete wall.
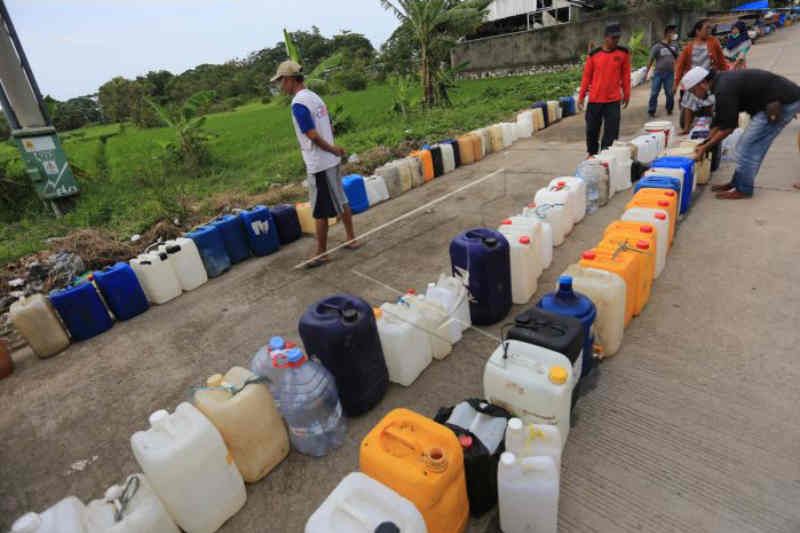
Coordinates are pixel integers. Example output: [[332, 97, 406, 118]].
[[452, 6, 703, 75]]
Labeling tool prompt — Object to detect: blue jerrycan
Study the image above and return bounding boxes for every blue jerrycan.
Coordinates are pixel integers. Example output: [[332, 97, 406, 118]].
[[342, 175, 369, 214], [210, 214, 251, 264], [93, 263, 149, 321], [239, 206, 280, 257], [271, 204, 302, 245], [186, 225, 231, 278], [650, 156, 695, 214], [49, 281, 114, 341]]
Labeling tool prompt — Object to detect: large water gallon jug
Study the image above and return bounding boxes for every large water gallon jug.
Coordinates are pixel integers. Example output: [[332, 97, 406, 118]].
[[626, 190, 677, 244], [9, 294, 70, 358], [342, 174, 370, 214], [426, 274, 472, 336], [131, 403, 246, 533], [537, 276, 597, 378], [508, 307, 584, 386], [442, 139, 461, 167], [574, 159, 605, 214], [239, 205, 280, 256], [531, 107, 546, 131], [185, 225, 231, 278], [305, 472, 427, 533], [267, 203, 301, 245], [507, 235, 538, 305], [210, 214, 251, 264], [546, 101, 560, 125], [597, 149, 631, 196], [516, 111, 534, 138], [157, 238, 207, 291], [295, 202, 338, 234], [275, 348, 347, 456], [645, 120, 675, 148], [249, 335, 299, 401], [498, 217, 543, 276], [457, 135, 476, 165], [360, 408, 470, 533], [298, 294, 389, 416], [489, 124, 504, 152], [402, 293, 456, 356], [427, 145, 444, 177], [498, 453, 559, 533], [11, 496, 87, 533], [522, 203, 571, 247], [483, 340, 574, 445], [376, 163, 404, 198], [651, 156, 695, 214], [438, 142, 456, 173], [531, 101, 549, 128], [676, 141, 711, 184], [92, 263, 149, 321], [501, 123, 515, 146], [505, 418, 562, 472], [622, 206, 670, 256], [534, 185, 575, 226], [434, 399, 512, 517], [607, 218, 664, 278], [599, 237, 652, 317], [410, 150, 435, 182], [130, 252, 182, 305], [549, 177, 586, 223], [49, 282, 113, 341], [193, 367, 289, 483], [449, 228, 512, 326], [560, 264, 625, 357], [373, 306, 432, 386], [364, 175, 390, 206], [86, 474, 180, 533]]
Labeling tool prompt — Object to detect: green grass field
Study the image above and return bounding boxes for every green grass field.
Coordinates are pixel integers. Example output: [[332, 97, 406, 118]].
[[0, 69, 582, 265]]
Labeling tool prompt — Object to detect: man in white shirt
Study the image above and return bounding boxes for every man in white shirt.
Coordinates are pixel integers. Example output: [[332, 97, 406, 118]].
[[272, 60, 359, 268]]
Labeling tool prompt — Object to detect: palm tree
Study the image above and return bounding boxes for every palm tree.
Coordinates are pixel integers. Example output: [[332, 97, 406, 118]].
[[381, 0, 487, 107]]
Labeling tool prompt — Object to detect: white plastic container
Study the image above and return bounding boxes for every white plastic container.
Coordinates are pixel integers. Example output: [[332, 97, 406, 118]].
[[597, 150, 631, 195], [380, 301, 443, 360], [438, 143, 455, 174], [445, 401, 508, 454], [86, 474, 180, 533], [645, 120, 675, 148], [534, 185, 575, 228], [374, 306, 433, 386], [11, 497, 87, 533], [131, 403, 246, 533], [523, 203, 572, 247], [501, 122, 515, 146], [561, 264, 626, 357], [516, 111, 534, 138], [9, 294, 70, 358], [505, 418, 562, 472], [305, 472, 427, 533], [130, 252, 182, 305], [498, 453, 559, 533], [498, 216, 543, 276], [549, 177, 586, 223], [425, 274, 471, 336], [508, 235, 538, 305], [157, 238, 208, 292], [483, 340, 574, 445], [631, 135, 659, 163], [399, 294, 454, 359], [663, 148, 699, 192], [365, 175, 390, 205]]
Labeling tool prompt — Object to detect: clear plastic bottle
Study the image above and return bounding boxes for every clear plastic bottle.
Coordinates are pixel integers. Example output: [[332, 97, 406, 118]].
[[275, 348, 347, 457], [250, 336, 297, 403], [576, 161, 600, 214]]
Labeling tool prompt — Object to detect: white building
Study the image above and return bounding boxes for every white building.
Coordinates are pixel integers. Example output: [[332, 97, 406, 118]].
[[485, 0, 575, 30]]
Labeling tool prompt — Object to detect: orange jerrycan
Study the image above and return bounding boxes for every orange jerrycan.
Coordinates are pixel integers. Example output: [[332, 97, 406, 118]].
[[411, 150, 435, 182], [360, 408, 469, 533], [456, 135, 475, 165], [626, 190, 678, 245], [580, 248, 640, 327], [604, 221, 659, 280], [596, 237, 653, 317]]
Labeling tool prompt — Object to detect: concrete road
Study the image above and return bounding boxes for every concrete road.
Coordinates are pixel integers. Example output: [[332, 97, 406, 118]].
[[3, 25, 800, 533]]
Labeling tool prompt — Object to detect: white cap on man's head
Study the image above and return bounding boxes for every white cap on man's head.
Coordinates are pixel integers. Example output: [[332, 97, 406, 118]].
[[271, 60, 303, 83], [680, 66, 710, 91]]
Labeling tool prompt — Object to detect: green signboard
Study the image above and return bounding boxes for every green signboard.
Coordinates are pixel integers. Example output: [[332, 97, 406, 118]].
[[14, 128, 79, 200]]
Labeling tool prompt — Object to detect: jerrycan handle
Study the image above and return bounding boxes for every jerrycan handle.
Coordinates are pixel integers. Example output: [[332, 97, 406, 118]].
[[336, 496, 373, 530], [381, 424, 421, 455], [500, 323, 515, 360]]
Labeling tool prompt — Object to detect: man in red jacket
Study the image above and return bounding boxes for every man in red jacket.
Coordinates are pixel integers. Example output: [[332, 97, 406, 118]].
[[578, 23, 632, 156]]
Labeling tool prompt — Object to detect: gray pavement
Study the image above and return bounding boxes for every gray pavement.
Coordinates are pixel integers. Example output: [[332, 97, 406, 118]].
[[3, 25, 800, 533]]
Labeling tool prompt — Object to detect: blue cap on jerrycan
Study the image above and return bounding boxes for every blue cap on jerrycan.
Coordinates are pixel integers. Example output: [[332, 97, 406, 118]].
[[268, 336, 285, 351], [286, 348, 305, 364]]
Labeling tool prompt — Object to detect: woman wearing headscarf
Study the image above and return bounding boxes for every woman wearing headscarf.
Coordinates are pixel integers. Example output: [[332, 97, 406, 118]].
[[723, 21, 752, 70], [674, 19, 729, 132]]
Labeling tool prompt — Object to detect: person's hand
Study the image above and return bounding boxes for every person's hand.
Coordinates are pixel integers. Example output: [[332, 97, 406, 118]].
[[577, 99, 584, 112], [694, 144, 706, 161], [622, 99, 629, 109], [332, 145, 347, 158]]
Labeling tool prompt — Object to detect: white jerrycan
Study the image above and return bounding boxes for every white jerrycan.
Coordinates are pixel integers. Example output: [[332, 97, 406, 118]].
[[499, 214, 551, 270], [504, 418, 563, 472], [129, 251, 182, 305], [621, 208, 669, 278], [524, 202, 572, 247], [483, 340, 574, 446], [498, 453, 559, 533], [561, 263, 626, 358], [516, 111, 534, 138], [365, 175, 390, 206], [548, 177, 586, 224], [445, 401, 509, 454], [374, 306, 433, 387], [519, 208, 556, 263], [438, 143, 455, 173], [501, 122, 515, 146], [131, 403, 246, 533], [400, 294, 454, 358], [534, 185, 578, 230], [507, 234, 538, 305], [305, 472, 427, 533], [11, 497, 87, 533], [86, 474, 180, 533], [158, 238, 208, 292], [426, 274, 471, 336]]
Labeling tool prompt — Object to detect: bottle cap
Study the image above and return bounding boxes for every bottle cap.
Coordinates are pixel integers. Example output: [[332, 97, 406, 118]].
[[11, 513, 42, 532], [268, 336, 285, 351], [557, 180, 566, 187], [558, 275, 573, 292], [459, 434, 474, 448], [342, 308, 359, 323], [286, 348, 305, 364], [519, 236, 530, 245], [206, 374, 224, 387], [375, 523, 401, 533], [500, 452, 516, 466], [549, 366, 568, 385], [502, 219, 512, 225], [636, 240, 650, 250], [406, 288, 417, 295], [149, 409, 169, 427], [664, 190, 676, 197], [483, 237, 498, 247], [640, 225, 654, 233], [373, 307, 383, 320], [507, 418, 523, 431], [658, 200, 670, 207], [582, 250, 597, 260], [655, 212, 667, 220]]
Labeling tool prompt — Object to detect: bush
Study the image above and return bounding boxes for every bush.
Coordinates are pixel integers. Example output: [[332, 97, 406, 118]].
[[260, 94, 273, 105], [335, 71, 368, 92], [306, 78, 330, 95]]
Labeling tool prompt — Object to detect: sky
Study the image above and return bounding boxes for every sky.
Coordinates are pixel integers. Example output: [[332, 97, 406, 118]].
[[6, 0, 401, 100]]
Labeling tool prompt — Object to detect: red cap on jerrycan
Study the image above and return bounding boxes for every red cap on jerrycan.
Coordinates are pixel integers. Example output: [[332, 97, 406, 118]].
[[582, 250, 597, 260], [519, 236, 531, 245], [655, 212, 667, 220], [502, 219, 512, 225], [639, 225, 654, 233], [636, 240, 650, 250]]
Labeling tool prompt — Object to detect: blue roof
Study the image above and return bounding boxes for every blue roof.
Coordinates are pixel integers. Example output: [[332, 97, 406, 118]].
[[733, 0, 769, 11]]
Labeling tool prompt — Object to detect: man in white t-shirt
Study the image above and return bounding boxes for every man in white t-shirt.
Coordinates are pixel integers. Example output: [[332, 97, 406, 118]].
[[272, 60, 359, 268]]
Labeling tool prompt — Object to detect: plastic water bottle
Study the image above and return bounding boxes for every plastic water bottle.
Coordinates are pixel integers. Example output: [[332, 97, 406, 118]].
[[577, 161, 600, 215], [275, 348, 347, 457], [250, 336, 295, 394]]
